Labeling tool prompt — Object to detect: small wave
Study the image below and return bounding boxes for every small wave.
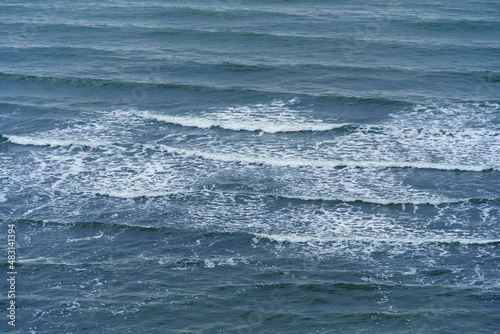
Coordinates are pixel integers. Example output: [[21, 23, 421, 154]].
[[5, 135, 111, 147], [0, 71, 230, 93], [409, 17, 498, 32], [0, 72, 411, 104], [83, 190, 500, 206], [4, 135, 494, 172], [94, 189, 185, 199], [66, 231, 104, 243], [257, 233, 500, 246], [157, 144, 493, 172], [39, 182, 500, 206], [272, 194, 499, 206], [133, 110, 347, 133], [4, 219, 169, 233]]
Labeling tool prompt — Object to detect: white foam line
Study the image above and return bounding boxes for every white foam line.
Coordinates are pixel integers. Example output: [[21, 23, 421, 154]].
[[5, 135, 494, 172], [136, 111, 346, 133], [93, 189, 186, 199], [257, 233, 500, 246], [66, 231, 104, 243], [6, 135, 112, 147], [156, 144, 492, 172], [274, 194, 473, 206]]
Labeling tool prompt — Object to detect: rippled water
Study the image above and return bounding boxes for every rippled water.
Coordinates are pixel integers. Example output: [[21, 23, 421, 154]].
[[1, 1, 499, 333]]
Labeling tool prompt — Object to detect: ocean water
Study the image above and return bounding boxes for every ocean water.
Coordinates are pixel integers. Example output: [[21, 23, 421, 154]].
[[1, 0, 499, 333]]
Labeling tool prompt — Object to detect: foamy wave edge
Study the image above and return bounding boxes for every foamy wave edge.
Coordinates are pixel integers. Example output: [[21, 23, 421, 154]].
[[158, 144, 494, 172], [135, 111, 347, 133], [256, 233, 500, 246], [273, 194, 495, 206], [4, 135, 495, 172], [6, 135, 113, 147]]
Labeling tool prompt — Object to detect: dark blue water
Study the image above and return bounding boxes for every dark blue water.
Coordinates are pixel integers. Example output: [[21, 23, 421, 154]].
[[1, 1, 499, 333]]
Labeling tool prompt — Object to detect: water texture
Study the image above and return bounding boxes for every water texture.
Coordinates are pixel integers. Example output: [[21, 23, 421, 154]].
[[0, 1, 499, 333]]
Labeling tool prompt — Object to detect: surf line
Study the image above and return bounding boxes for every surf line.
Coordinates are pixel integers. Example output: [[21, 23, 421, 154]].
[[156, 144, 492, 172]]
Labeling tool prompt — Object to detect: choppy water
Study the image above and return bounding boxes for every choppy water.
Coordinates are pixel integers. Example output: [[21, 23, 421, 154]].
[[1, 1, 499, 333]]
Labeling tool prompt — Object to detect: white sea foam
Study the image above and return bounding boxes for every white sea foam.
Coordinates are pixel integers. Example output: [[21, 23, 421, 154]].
[[167, 101, 500, 171], [273, 193, 476, 206], [136, 111, 346, 133], [8, 100, 499, 173], [3, 101, 499, 227], [180, 191, 500, 264], [156, 143, 492, 171], [128, 101, 499, 171], [257, 233, 500, 246], [7, 135, 111, 147], [66, 231, 104, 243], [131, 100, 344, 133], [6, 135, 496, 172], [8, 133, 491, 172], [94, 189, 185, 199]]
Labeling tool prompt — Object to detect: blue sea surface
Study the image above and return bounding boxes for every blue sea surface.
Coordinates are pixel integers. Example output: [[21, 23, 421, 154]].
[[1, 0, 499, 333]]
